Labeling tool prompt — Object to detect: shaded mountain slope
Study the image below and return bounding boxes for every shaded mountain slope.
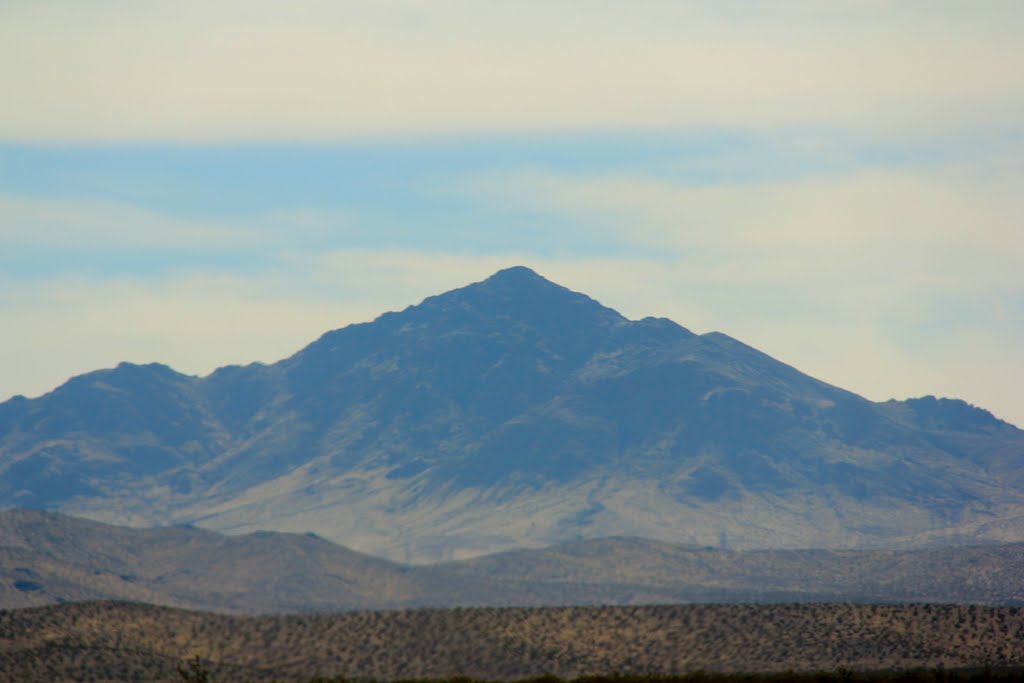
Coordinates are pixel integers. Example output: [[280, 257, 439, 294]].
[[2, 267, 1023, 561]]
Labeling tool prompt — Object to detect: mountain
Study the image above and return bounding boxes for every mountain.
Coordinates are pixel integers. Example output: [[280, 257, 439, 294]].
[[3, 509, 1024, 612], [1, 267, 1023, 561]]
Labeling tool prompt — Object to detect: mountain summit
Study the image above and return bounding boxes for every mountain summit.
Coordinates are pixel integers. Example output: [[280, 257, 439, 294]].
[[1, 268, 1022, 562]]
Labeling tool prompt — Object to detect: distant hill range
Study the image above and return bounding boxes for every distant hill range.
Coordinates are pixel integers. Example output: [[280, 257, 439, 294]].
[[1, 267, 1023, 561], [2, 509, 1023, 612]]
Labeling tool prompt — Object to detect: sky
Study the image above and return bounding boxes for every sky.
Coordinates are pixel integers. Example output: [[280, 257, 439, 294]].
[[2, 1, 1022, 426]]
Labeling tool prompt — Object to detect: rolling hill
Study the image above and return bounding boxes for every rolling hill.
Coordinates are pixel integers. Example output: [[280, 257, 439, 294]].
[[3, 509, 1023, 612]]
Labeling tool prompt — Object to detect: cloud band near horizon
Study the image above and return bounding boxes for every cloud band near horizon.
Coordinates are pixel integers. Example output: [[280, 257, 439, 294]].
[[2, 1, 1022, 141]]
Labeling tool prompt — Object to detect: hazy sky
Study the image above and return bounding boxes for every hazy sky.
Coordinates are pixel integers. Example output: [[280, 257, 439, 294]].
[[2, 1, 1022, 426]]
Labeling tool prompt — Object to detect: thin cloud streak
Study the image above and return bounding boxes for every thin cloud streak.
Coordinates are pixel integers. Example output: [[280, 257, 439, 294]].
[[0, 195, 346, 250], [463, 165, 1024, 293], [2, 1, 1022, 141]]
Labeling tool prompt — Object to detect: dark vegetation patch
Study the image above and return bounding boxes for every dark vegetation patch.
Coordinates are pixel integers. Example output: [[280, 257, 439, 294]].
[[4, 602, 1024, 682], [177, 667, 1024, 683], [12, 580, 42, 592], [333, 672, 1024, 683]]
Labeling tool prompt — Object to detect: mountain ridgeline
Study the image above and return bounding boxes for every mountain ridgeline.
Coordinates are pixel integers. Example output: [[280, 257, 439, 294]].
[[1, 267, 1022, 562]]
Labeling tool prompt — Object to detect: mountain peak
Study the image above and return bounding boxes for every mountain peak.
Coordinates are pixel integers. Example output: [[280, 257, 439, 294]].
[[483, 265, 543, 283], [426, 266, 627, 330], [467, 265, 559, 296], [294, 266, 628, 379]]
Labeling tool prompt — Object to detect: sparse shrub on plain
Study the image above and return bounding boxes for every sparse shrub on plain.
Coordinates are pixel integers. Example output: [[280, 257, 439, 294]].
[[178, 655, 211, 683]]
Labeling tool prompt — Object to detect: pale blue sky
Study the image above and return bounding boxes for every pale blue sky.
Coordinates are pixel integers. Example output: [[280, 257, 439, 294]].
[[1, 1, 1022, 426]]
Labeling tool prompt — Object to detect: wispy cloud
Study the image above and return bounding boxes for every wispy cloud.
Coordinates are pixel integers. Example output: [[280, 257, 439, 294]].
[[0, 195, 254, 249], [0, 194, 348, 252], [2, 1, 1021, 141], [463, 161, 1024, 294]]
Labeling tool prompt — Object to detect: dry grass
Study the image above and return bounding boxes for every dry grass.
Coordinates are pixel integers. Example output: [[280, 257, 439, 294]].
[[2, 602, 1024, 682]]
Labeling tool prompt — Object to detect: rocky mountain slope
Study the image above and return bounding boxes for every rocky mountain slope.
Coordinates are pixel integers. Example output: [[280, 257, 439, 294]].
[[3, 509, 1023, 612], [1, 267, 1022, 561]]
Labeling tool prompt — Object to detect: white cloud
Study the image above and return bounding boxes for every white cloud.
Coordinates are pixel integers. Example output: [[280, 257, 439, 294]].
[[0, 195, 345, 249], [0, 195, 251, 248], [1, 1, 1021, 140], [464, 163, 1024, 296]]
